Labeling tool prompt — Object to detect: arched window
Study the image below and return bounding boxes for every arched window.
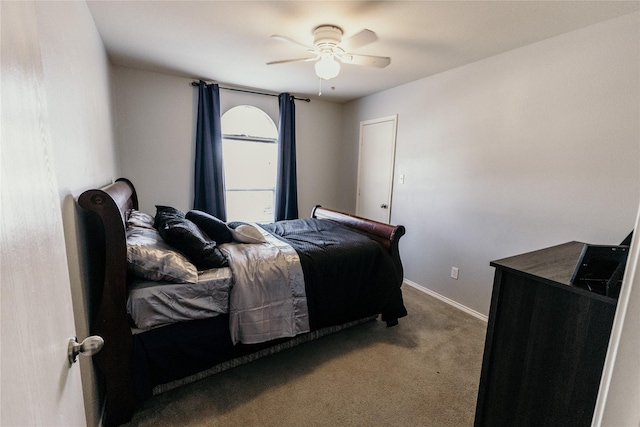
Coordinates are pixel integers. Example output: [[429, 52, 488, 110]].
[[221, 105, 278, 223]]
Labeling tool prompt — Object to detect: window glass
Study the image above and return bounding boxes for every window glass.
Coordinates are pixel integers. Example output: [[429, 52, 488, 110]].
[[222, 105, 278, 140], [222, 106, 278, 223]]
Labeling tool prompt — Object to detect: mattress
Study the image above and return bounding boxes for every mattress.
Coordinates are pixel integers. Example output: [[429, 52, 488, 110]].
[[127, 267, 233, 331]]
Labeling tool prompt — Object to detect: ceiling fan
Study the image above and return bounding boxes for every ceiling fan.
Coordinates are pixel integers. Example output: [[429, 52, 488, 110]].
[[267, 25, 391, 81]]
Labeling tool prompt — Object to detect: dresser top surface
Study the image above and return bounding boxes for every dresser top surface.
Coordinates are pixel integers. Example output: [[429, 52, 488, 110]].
[[490, 241, 618, 303], [491, 241, 585, 285]]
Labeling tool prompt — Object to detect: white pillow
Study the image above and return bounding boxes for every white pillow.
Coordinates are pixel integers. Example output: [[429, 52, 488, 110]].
[[229, 224, 266, 244]]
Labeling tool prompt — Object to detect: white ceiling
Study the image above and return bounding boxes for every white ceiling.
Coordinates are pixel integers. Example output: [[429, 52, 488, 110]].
[[87, 1, 640, 103]]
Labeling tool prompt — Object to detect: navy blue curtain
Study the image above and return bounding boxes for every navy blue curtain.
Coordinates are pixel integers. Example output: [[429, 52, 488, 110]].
[[275, 93, 298, 221], [194, 81, 226, 220]]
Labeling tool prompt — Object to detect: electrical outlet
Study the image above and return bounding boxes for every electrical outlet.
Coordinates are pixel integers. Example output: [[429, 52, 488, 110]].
[[451, 267, 459, 280]]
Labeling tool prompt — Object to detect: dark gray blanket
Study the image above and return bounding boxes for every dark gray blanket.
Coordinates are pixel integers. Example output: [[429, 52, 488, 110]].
[[260, 218, 407, 329]]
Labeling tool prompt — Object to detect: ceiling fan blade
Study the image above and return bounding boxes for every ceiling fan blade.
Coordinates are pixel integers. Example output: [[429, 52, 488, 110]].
[[266, 57, 317, 65], [271, 34, 313, 50], [340, 29, 378, 51], [341, 53, 391, 68]]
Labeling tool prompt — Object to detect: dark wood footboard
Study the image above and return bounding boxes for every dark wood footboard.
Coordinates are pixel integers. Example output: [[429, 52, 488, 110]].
[[78, 179, 406, 426], [311, 205, 406, 286]]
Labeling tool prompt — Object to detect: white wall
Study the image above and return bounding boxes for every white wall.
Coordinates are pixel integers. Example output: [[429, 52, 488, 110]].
[[112, 66, 344, 218], [342, 12, 640, 316], [35, 2, 120, 426], [594, 202, 640, 426]]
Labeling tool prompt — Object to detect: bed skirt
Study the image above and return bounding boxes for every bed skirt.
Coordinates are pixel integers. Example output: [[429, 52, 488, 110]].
[[151, 315, 378, 395]]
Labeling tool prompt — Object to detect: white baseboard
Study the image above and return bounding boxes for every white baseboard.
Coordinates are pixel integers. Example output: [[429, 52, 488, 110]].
[[403, 279, 488, 322]]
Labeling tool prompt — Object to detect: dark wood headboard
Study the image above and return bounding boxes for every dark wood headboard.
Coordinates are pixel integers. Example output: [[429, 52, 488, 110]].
[[78, 178, 138, 427]]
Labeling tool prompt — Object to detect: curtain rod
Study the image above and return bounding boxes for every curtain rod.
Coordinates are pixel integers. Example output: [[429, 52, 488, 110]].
[[190, 81, 310, 103]]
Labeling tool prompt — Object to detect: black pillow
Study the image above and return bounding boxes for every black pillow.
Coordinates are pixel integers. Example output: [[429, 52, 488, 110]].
[[155, 206, 228, 270], [154, 205, 185, 229], [186, 210, 233, 244]]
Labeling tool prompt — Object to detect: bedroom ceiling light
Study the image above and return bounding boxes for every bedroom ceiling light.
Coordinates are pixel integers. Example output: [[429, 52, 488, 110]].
[[268, 24, 390, 83], [314, 54, 340, 80]]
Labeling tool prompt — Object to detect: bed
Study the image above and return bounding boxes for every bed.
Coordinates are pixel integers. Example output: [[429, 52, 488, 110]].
[[78, 178, 407, 426]]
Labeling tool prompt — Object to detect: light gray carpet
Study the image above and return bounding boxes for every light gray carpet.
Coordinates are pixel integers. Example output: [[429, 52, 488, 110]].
[[123, 285, 487, 426]]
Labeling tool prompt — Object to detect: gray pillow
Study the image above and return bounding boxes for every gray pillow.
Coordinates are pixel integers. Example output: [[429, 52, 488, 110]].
[[126, 226, 198, 283], [127, 209, 155, 229]]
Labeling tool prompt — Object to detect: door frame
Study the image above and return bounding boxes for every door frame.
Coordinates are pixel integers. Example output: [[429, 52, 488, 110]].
[[355, 114, 398, 223]]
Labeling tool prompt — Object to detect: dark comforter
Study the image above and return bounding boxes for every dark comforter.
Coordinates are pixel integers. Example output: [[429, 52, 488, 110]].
[[260, 218, 407, 329]]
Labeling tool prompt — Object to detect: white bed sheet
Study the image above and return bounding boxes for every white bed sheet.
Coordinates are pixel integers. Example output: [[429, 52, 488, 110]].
[[127, 267, 233, 330]]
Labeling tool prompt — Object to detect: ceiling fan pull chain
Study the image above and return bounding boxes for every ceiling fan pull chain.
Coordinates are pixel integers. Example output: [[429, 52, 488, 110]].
[[318, 78, 322, 96]]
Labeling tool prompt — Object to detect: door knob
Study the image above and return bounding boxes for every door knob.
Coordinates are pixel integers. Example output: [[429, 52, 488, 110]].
[[68, 336, 104, 364], [380, 204, 388, 209]]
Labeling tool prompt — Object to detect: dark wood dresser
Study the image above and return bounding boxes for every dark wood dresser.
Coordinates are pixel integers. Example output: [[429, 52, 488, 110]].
[[474, 242, 618, 427]]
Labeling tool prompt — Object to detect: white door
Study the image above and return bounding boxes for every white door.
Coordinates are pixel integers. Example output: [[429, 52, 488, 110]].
[[356, 115, 398, 223], [1, 2, 86, 425]]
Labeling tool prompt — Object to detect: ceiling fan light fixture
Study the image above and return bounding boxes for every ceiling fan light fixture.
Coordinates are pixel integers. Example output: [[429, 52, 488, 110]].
[[315, 55, 340, 80], [269, 24, 389, 83]]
